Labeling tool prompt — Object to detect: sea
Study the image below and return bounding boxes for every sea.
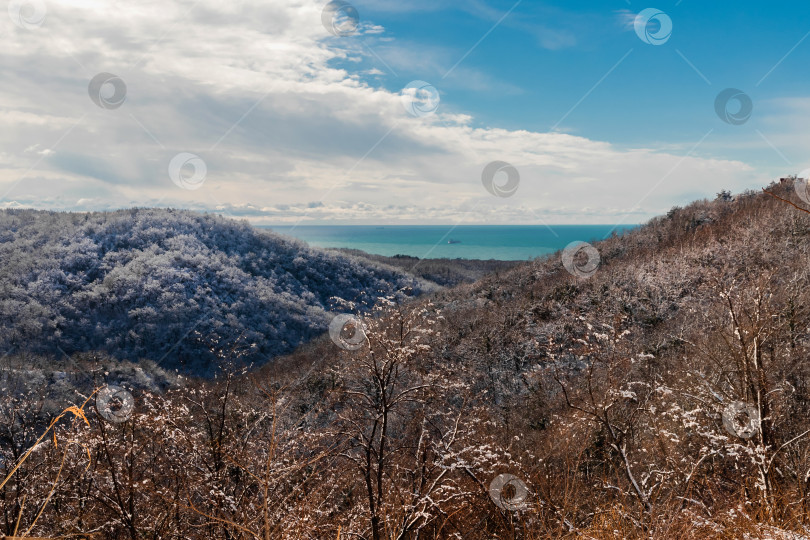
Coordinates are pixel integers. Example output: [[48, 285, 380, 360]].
[[262, 225, 638, 261]]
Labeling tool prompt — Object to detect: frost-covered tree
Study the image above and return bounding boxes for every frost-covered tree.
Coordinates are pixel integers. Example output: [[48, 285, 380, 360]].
[[0, 208, 432, 375]]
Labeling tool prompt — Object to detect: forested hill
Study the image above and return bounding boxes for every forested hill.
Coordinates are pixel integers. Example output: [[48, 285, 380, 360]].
[[5, 186, 810, 537], [0, 208, 432, 375], [238, 182, 810, 537]]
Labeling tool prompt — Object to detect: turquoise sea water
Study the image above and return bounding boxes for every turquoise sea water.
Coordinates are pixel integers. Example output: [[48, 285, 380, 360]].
[[262, 225, 638, 261]]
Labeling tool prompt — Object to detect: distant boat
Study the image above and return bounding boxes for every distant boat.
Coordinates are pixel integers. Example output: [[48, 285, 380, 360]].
[[447, 239, 462, 244]]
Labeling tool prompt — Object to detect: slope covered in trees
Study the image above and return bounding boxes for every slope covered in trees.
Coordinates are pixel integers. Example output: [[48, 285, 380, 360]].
[[0, 208, 433, 375], [4, 183, 810, 538], [333, 248, 522, 286]]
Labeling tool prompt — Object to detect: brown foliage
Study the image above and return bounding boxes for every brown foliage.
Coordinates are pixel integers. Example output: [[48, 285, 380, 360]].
[[4, 183, 810, 538]]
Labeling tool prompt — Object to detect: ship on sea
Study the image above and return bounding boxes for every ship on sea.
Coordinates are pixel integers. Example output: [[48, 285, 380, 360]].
[[447, 239, 462, 244]]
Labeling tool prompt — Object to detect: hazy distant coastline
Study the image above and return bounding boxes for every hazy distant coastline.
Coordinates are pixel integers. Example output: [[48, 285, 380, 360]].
[[263, 224, 639, 261]]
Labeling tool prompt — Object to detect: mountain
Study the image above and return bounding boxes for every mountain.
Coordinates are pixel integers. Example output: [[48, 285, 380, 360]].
[[0, 208, 434, 375], [3, 183, 810, 538], [244, 181, 810, 537]]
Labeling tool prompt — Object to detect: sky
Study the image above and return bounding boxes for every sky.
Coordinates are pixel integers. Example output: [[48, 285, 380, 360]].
[[2, 0, 809, 225]]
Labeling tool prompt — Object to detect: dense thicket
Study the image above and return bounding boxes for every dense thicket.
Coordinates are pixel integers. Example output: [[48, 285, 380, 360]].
[[0, 208, 432, 375], [3, 183, 810, 538]]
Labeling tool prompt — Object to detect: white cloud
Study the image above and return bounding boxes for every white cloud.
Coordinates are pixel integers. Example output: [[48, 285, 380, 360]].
[[0, 0, 763, 224], [616, 9, 638, 31]]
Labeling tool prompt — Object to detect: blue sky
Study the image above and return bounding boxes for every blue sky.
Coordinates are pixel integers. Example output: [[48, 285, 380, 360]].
[[0, 0, 807, 224], [354, 1, 809, 160]]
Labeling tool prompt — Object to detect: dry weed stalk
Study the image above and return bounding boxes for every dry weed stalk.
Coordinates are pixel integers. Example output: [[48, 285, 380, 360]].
[[0, 390, 97, 537]]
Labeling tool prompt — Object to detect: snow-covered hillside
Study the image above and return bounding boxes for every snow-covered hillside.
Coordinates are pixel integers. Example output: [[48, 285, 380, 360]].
[[0, 208, 432, 374]]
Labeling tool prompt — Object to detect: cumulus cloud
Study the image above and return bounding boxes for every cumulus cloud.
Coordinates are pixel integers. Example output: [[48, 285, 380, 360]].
[[0, 0, 761, 224]]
